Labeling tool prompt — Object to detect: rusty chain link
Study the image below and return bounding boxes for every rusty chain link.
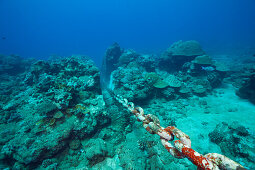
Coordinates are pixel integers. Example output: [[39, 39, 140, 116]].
[[114, 94, 246, 170]]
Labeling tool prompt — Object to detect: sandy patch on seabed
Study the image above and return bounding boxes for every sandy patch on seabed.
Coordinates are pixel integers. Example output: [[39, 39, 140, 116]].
[[178, 83, 255, 132], [175, 83, 254, 168]]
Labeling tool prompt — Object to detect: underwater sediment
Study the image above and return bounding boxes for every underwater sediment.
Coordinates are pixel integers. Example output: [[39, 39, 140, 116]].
[[0, 41, 255, 169]]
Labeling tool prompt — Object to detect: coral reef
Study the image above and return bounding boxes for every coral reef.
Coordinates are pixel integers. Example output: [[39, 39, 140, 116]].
[[209, 122, 255, 169], [164, 74, 182, 88], [118, 49, 139, 66], [0, 55, 33, 109], [1, 40, 254, 169], [191, 79, 211, 96], [111, 66, 153, 102], [108, 42, 225, 103], [136, 54, 156, 72], [160, 40, 205, 70], [192, 55, 214, 65], [226, 63, 255, 104], [0, 54, 32, 75], [167, 40, 205, 57], [236, 72, 255, 104], [144, 72, 168, 89], [99, 42, 254, 169], [0, 55, 109, 169]]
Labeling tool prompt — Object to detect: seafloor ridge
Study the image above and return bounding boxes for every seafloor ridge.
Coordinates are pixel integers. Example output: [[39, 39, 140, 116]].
[[0, 40, 254, 169]]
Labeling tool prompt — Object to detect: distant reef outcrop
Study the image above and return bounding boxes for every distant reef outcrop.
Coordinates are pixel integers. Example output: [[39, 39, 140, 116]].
[[102, 41, 227, 104]]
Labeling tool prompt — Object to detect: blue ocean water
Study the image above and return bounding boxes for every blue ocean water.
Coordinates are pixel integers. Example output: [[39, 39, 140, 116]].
[[0, 0, 255, 66], [1, 1, 255, 169]]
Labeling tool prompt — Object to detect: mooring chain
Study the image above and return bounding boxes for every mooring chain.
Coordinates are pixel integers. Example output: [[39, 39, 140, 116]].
[[114, 94, 245, 170]]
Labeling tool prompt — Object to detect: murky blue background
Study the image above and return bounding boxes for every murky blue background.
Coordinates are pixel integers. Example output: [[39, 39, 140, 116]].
[[0, 0, 255, 66]]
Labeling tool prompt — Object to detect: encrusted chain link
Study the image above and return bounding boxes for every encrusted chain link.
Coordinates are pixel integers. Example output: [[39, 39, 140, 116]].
[[114, 94, 246, 170]]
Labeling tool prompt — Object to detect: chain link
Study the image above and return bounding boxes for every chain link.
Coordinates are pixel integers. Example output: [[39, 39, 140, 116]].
[[114, 94, 246, 170]]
